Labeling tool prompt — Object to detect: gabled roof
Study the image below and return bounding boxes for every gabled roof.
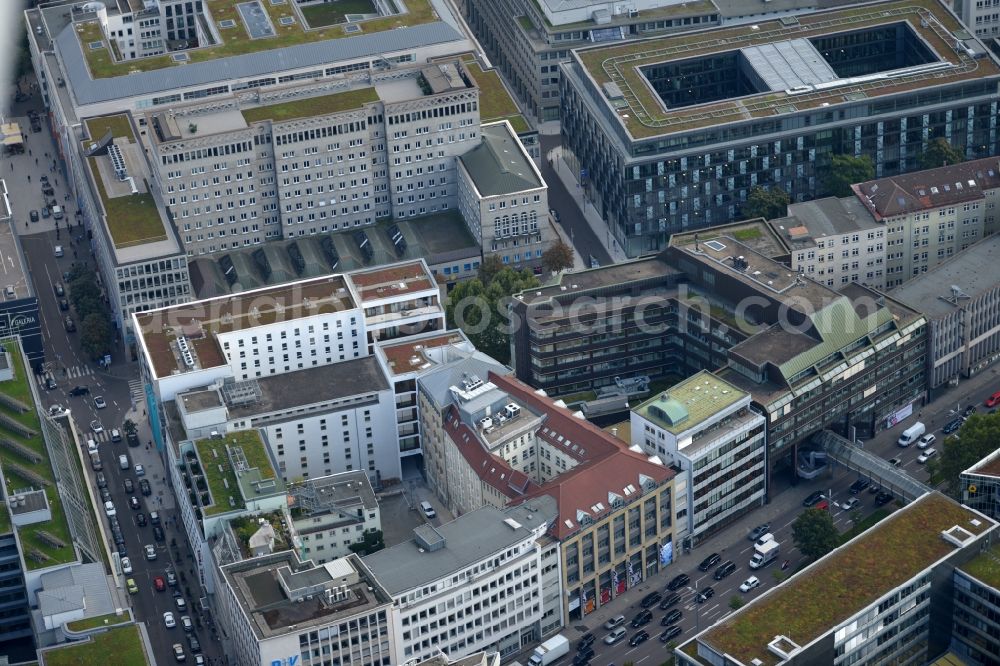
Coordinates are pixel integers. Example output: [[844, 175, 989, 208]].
[[443, 405, 538, 499], [458, 122, 543, 197]]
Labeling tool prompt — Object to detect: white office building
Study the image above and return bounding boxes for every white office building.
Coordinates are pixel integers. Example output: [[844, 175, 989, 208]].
[[288, 471, 381, 564]]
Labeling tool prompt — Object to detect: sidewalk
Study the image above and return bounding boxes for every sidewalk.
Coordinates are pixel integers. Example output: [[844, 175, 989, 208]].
[[123, 401, 176, 512], [544, 146, 630, 265]]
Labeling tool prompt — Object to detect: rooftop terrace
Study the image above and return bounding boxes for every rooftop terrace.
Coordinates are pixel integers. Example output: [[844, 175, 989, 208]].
[[193, 430, 281, 516], [574, 0, 997, 138], [242, 87, 380, 124], [461, 61, 530, 134], [135, 274, 355, 378], [632, 370, 748, 437], [41, 624, 149, 666], [349, 260, 437, 302], [958, 543, 1000, 591], [76, 0, 442, 78], [517, 256, 679, 306], [0, 339, 75, 570], [697, 492, 995, 666], [378, 331, 468, 376]]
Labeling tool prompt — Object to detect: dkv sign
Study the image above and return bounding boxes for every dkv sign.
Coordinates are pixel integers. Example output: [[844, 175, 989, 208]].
[[271, 658, 300, 666]]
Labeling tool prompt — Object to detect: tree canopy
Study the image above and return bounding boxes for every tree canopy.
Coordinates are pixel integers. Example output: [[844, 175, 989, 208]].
[[80, 313, 113, 360], [446, 267, 539, 365], [918, 138, 965, 170], [541, 240, 575, 273], [927, 412, 1000, 496], [792, 507, 839, 560], [823, 154, 875, 198], [741, 186, 790, 221]]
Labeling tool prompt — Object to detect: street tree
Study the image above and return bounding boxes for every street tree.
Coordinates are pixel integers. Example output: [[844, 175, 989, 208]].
[[919, 138, 965, 170], [477, 254, 504, 284], [80, 314, 113, 360], [446, 267, 539, 365], [792, 507, 839, 561], [741, 186, 790, 221], [823, 154, 875, 197], [927, 412, 1000, 496], [541, 239, 575, 273]]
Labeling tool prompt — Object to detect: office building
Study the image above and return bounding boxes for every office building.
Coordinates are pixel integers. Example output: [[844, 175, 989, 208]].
[[0, 182, 43, 365], [559, 0, 1000, 256], [676, 492, 998, 666], [288, 471, 381, 564], [365, 500, 557, 663], [960, 445, 1000, 521], [853, 157, 1000, 287], [215, 551, 394, 666], [891, 235, 1000, 396], [631, 371, 766, 545], [951, 0, 1000, 40], [952, 543, 1000, 665], [769, 197, 887, 290], [457, 121, 553, 272]]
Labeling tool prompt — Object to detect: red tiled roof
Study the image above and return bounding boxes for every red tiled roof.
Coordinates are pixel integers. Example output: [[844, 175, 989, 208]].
[[444, 405, 538, 500]]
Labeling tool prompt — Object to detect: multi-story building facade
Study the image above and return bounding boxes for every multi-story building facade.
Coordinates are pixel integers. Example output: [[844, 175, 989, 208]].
[[676, 492, 998, 666], [559, 0, 1000, 256], [457, 121, 553, 272], [0, 188, 43, 365], [769, 197, 888, 290], [852, 157, 1000, 287], [892, 235, 1000, 396], [93, 0, 205, 61], [961, 447, 1000, 521], [365, 500, 557, 663], [216, 551, 395, 666], [631, 371, 766, 545], [952, 543, 1000, 665], [288, 471, 381, 565], [952, 0, 1000, 41]]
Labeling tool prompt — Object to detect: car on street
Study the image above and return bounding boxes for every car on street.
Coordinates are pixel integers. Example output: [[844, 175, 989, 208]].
[[29, 210, 39, 222], [604, 615, 625, 630], [964, 405, 978, 418], [666, 573, 690, 591], [660, 609, 683, 626], [747, 523, 770, 541], [154, 576, 166, 592], [53, 244, 62, 257], [175, 597, 187, 612], [123, 478, 134, 493], [94, 396, 107, 409], [121, 557, 132, 574], [140, 479, 152, 496], [697, 587, 715, 603], [943, 418, 963, 434], [802, 490, 826, 506], [839, 497, 861, 511], [90, 420, 103, 434], [849, 478, 870, 494], [63, 316, 75, 332], [181, 615, 193, 632], [713, 561, 737, 580], [163, 611, 176, 628], [145, 544, 157, 561], [985, 391, 1000, 408], [127, 578, 138, 594], [69, 386, 90, 396], [918, 448, 937, 464], [739, 576, 761, 592], [874, 491, 894, 507], [659, 625, 683, 643], [888, 457, 902, 467], [173, 644, 186, 662], [129, 496, 140, 510], [135, 464, 145, 476], [917, 433, 936, 449], [104, 500, 116, 517], [629, 630, 650, 647], [578, 633, 595, 650], [573, 648, 593, 665], [187, 634, 201, 653], [58, 298, 69, 311], [697, 553, 721, 571], [111, 428, 122, 442], [166, 569, 177, 587], [630, 609, 652, 628], [136, 512, 147, 527], [658, 592, 682, 610], [640, 591, 662, 609]]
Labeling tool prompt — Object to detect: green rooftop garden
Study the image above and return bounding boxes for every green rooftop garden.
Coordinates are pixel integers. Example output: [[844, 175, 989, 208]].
[[42, 625, 149, 666], [195, 430, 276, 516], [301, 0, 376, 28], [79, 0, 439, 79], [229, 510, 292, 559], [242, 87, 379, 124], [0, 340, 75, 570], [960, 544, 1000, 590], [80, 115, 167, 249], [703, 493, 991, 666], [463, 62, 531, 135], [65, 610, 131, 633], [0, 501, 10, 536]]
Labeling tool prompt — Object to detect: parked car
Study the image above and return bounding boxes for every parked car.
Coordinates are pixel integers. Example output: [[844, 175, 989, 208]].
[[713, 561, 737, 580], [140, 479, 152, 496], [888, 457, 902, 467], [58, 298, 69, 311], [134, 464, 145, 476], [943, 418, 963, 434], [63, 316, 75, 332], [172, 644, 185, 662], [874, 491, 894, 507], [840, 497, 861, 511], [175, 597, 187, 612], [747, 523, 770, 541], [187, 634, 201, 653], [849, 478, 870, 494], [121, 557, 132, 574], [697, 553, 721, 572], [917, 433, 936, 449], [802, 491, 825, 507], [181, 615, 193, 632], [29, 210, 39, 222], [127, 578, 138, 594], [154, 526, 165, 542], [964, 404, 978, 418], [918, 448, 937, 464], [95, 472, 106, 488], [739, 576, 761, 592], [666, 573, 690, 591]]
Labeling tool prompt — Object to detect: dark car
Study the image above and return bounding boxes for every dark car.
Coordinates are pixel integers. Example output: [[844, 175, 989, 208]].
[[29, 210, 39, 222], [874, 491, 894, 507], [187, 634, 201, 653], [658, 593, 682, 610], [136, 512, 147, 527], [659, 625, 683, 643], [123, 478, 134, 493], [943, 418, 964, 434], [697, 587, 715, 603], [96, 472, 107, 488], [849, 478, 871, 494], [140, 479, 152, 496], [58, 298, 69, 311], [69, 386, 90, 396], [660, 609, 683, 626], [112, 528, 125, 545], [630, 609, 652, 628], [100, 487, 112, 503], [666, 573, 690, 591], [129, 496, 141, 510], [628, 631, 650, 647], [640, 591, 662, 609], [153, 526, 165, 542], [713, 561, 737, 580], [572, 652, 591, 666], [697, 553, 721, 572], [802, 491, 825, 507], [117, 543, 127, 557], [748, 523, 770, 541], [578, 633, 595, 650], [964, 405, 978, 418], [63, 316, 76, 332]]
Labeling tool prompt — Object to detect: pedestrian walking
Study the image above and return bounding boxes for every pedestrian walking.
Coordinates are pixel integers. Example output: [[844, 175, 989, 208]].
[[28, 149, 31, 156], [27, 175, 30, 182], [34, 157, 37, 165]]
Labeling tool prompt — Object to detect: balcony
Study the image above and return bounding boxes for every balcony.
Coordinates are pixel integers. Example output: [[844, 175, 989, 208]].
[[365, 304, 441, 326]]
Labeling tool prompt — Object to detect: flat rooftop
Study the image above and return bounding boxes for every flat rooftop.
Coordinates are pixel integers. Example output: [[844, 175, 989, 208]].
[[40, 624, 150, 666], [632, 370, 748, 436], [573, 0, 998, 138], [958, 543, 1000, 591], [891, 235, 1000, 319], [518, 256, 679, 306], [670, 220, 791, 260], [135, 274, 355, 378], [291, 471, 377, 526], [222, 551, 391, 639], [770, 197, 879, 251], [695, 492, 995, 666], [378, 332, 469, 377], [349, 261, 437, 303], [193, 429, 282, 516], [461, 60, 530, 134]]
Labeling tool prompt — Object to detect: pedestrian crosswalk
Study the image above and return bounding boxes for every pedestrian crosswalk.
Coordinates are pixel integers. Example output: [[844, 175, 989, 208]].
[[128, 378, 144, 402], [65, 365, 94, 379], [87, 428, 116, 444], [35, 365, 94, 390]]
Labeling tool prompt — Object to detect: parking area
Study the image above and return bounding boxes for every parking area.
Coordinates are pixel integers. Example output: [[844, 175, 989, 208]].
[[378, 480, 454, 547]]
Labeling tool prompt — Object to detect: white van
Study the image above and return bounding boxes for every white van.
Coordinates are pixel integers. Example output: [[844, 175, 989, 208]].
[[419, 501, 436, 519], [119, 454, 129, 470], [897, 422, 925, 447]]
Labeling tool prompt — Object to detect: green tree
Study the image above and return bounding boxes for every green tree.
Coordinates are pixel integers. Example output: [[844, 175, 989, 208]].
[[348, 529, 385, 556], [741, 186, 790, 221], [927, 412, 1000, 495], [478, 254, 504, 284], [919, 137, 965, 170], [792, 507, 839, 561], [729, 596, 745, 610], [123, 419, 138, 438], [446, 267, 539, 365], [80, 314, 113, 360], [823, 154, 875, 197], [541, 239, 575, 273]]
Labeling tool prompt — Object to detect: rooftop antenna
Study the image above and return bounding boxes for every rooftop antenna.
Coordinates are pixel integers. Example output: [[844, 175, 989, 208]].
[[694, 233, 699, 251]]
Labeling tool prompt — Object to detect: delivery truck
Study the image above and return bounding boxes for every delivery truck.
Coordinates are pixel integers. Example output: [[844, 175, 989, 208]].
[[528, 634, 569, 666], [749, 539, 780, 569]]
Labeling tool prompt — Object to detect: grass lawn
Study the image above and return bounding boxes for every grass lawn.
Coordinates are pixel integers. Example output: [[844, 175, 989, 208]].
[[0, 503, 10, 535], [838, 508, 890, 545], [959, 544, 1000, 590], [226, 430, 276, 479], [196, 437, 245, 515], [733, 227, 762, 241], [83, 115, 134, 142], [463, 62, 519, 122], [43, 625, 148, 666], [86, 160, 166, 249], [301, 0, 376, 27], [556, 390, 597, 405], [65, 611, 131, 633], [242, 87, 379, 123]]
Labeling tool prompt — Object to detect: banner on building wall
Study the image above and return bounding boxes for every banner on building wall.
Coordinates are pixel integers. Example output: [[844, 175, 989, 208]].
[[601, 587, 611, 604], [660, 541, 673, 565], [886, 403, 913, 428]]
